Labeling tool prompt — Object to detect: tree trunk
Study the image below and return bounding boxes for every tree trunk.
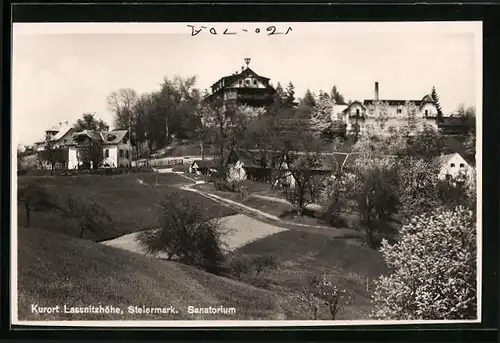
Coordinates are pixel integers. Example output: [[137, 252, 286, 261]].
[[79, 226, 85, 239], [25, 204, 31, 228], [365, 226, 374, 248], [200, 139, 204, 160]]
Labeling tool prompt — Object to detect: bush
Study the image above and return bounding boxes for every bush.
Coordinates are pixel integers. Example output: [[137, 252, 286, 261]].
[[371, 206, 477, 320], [214, 179, 240, 192], [61, 194, 114, 239], [229, 254, 278, 288], [137, 190, 228, 274]]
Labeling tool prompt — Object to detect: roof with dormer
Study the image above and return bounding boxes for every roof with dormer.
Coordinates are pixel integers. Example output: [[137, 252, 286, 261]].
[[363, 94, 436, 108]]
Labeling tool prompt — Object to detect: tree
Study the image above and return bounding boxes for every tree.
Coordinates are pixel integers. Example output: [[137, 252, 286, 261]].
[[158, 75, 198, 143], [404, 101, 419, 133], [347, 156, 400, 248], [229, 254, 278, 288], [457, 105, 476, 135], [464, 130, 476, 157], [395, 156, 442, 223], [330, 85, 346, 105], [431, 86, 444, 119], [62, 194, 114, 239], [408, 123, 444, 159], [75, 136, 104, 170], [73, 112, 109, 132], [38, 136, 67, 171], [302, 89, 316, 107], [352, 126, 408, 156], [192, 101, 212, 160], [107, 88, 138, 132], [133, 93, 159, 155], [309, 92, 334, 138], [284, 82, 296, 108], [296, 275, 351, 320], [275, 82, 286, 103], [18, 182, 61, 227], [367, 100, 390, 132], [371, 206, 476, 320], [137, 190, 227, 274], [283, 148, 329, 217]]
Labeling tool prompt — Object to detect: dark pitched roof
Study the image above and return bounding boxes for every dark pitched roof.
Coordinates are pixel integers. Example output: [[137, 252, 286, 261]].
[[103, 130, 128, 145], [212, 67, 270, 89], [342, 101, 366, 113], [363, 94, 436, 109], [363, 99, 424, 106], [230, 149, 268, 168], [72, 130, 103, 142]]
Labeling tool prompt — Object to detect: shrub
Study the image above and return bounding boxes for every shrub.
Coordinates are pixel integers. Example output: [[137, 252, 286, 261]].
[[61, 194, 114, 239], [137, 190, 228, 274], [229, 254, 278, 288], [214, 179, 240, 192], [371, 206, 477, 320]]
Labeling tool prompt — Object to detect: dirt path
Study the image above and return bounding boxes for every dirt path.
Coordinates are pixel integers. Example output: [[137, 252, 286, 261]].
[[249, 194, 323, 212]]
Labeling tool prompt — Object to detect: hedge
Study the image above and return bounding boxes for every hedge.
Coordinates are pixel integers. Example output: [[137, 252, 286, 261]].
[[18, 167, 155, 177]]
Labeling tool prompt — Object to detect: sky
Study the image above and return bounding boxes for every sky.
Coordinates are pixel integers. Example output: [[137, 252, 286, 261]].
[[12, 22, 481, 147]]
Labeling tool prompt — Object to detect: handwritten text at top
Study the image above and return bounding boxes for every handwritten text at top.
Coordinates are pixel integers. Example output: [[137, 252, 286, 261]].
[[187, 25, 292, 37]]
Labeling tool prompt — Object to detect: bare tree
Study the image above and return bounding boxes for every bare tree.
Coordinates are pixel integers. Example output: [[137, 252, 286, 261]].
[[18, 182, 61, 227], [296, 275, 351, 320], [284, 149, 329, 217], [61, 195, 113, 239]]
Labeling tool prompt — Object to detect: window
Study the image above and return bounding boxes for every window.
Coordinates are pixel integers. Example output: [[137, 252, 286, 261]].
[[253, 80, 257, 86], [119, 149, 124, 158], [445, 174, 452, 181], [425, 109, 429, 117], [450, 163, 455, 168], [397, 108, 402, 114], [105, 149, 109, 158], [356, 109, 360, 116], [459, 163, 465, 168], [125, 150, 129, 159]]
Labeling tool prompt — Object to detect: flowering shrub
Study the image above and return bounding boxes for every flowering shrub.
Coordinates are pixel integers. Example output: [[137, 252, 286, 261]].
[[371, 206, 477, 320], [295, 275, 352, 320]]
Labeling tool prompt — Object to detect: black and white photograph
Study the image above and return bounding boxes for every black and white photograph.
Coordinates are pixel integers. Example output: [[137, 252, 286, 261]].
[[12, 21, 481, 326]]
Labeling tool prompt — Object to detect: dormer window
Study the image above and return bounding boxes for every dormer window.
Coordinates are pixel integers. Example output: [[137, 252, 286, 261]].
[[397, 108, 402, 114]]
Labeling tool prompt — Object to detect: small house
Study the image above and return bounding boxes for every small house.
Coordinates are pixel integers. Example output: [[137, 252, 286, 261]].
[[436, 153, 475, 184], [226, 149, 271, 182], [189, 159, 217, 175]]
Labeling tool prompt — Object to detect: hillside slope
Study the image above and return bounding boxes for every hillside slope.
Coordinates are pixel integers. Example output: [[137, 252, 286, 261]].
[[17, 226, 284, 321]]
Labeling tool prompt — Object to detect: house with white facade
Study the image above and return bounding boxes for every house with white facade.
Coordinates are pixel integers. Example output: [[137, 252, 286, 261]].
[[435, 153, 475, 184], [35, 123, 131, 169], [336, 82, 439, 136]]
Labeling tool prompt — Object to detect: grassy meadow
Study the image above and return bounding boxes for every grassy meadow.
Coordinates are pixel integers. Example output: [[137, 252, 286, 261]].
[[17, 173, 237, 241], [17, 226, 283, 321]]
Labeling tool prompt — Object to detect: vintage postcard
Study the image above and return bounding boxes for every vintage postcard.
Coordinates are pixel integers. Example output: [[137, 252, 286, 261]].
[[12, 21, 482, 327]]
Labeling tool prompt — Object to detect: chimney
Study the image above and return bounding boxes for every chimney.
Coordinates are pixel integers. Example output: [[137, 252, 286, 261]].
[[374, 82, 379, 101], [241, 66, 244, 72]]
